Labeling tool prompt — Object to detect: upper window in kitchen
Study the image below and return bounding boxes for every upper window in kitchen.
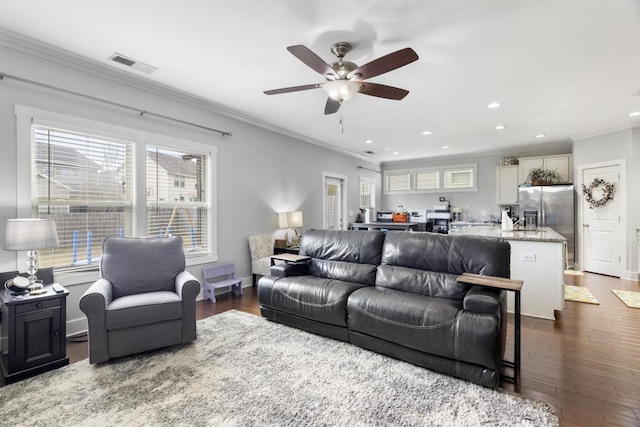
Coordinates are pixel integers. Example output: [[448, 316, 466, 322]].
[[383, 163, 477, 194]]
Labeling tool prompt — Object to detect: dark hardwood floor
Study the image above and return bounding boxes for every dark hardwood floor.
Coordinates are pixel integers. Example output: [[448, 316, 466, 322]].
[[50, 272, 640, 426]]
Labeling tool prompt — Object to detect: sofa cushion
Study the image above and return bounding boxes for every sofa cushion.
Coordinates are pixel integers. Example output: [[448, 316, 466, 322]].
[[299, 229, 385, 285], [348, 287, 501, 369], [106, 291, 182, 330], [377, 232, 510, 298], [376, 265, 468, 300], [101, 236, 186, 299], [381, 231, 511, 277], [258, 275, 369, 327]]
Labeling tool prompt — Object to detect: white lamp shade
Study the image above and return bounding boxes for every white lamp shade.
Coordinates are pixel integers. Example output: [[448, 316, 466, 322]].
[[5, 218, 60, 250], [277, 211, 303, 229], [322, 80, 361, 101]]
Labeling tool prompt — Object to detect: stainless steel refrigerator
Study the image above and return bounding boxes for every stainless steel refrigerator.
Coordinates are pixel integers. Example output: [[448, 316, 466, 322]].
[[519, 184, 575, 268]]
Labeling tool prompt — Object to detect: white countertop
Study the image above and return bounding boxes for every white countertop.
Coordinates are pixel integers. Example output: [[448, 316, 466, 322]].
[[448, 225, 567, 243]]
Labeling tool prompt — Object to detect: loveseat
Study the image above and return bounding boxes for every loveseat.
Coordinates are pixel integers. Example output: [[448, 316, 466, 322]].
[[258, 229, 511, 387]]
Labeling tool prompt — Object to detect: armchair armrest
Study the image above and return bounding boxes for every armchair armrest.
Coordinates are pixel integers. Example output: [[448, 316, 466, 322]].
[[79, 278, 114, 364], [175, 270, 201, 343], [175, 270, 201, 300], [270, 262, 310, 278]]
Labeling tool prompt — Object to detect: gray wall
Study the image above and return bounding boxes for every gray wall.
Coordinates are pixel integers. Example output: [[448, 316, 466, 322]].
[[572, 128, 639, 273], [382, 147, 572, 222], [0, 42, 381, 335]]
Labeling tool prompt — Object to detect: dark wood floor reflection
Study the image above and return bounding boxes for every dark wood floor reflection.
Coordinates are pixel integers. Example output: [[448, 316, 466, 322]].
[[64, 273, 640, 426]]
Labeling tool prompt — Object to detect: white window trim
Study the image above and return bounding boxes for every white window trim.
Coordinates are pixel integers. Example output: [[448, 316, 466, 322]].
[[15, 105, 218, 283], [383, 163, 478, 194]]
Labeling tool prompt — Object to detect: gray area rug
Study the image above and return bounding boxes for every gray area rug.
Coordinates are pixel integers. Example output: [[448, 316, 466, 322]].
[[0, 310, 558, 426]]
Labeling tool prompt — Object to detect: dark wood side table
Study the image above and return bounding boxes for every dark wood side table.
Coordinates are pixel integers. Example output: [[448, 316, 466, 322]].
[[0, 283, 69, 384], [457, 272, 523, 384], [273, 246, 299, 255]]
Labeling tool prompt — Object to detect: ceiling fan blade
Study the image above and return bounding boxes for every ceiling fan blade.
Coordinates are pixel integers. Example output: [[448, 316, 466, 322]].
[[264, 83, 321, 95], [287, 45, 335, 78], [359, 82, 409, 100], [324, 98, 341, 115], [348, 47, 419, 80]]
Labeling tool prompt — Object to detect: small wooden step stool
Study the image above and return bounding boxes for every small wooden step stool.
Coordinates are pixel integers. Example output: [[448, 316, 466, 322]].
[[202, 262, 243, 303]]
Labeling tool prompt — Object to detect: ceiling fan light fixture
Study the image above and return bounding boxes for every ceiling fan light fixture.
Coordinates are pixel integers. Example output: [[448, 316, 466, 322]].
[[323, 80, 361, 101]]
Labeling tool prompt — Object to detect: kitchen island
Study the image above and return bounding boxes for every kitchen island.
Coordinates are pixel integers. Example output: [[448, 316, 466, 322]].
[[449, 225, 566, 320]]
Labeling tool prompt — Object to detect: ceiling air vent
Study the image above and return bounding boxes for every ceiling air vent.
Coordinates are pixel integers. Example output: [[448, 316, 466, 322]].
[[108, 53, 158, 74]]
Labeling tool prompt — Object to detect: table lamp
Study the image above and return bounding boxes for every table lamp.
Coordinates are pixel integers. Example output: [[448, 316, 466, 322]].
[[4, 218, 59, 292], [276, 211, 304, 246]]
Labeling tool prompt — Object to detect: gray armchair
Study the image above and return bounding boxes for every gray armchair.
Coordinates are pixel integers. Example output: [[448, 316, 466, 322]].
[[80, 236, 201, 364]]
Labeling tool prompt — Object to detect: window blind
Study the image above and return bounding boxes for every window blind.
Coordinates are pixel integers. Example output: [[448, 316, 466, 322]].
[[415, 171, 440, 190], [360, 180, 374, 208], [444, 168, 474, 189], [146, 146, 209, 256], [386, 173, 411, 192], [31, 125, 133, 272]]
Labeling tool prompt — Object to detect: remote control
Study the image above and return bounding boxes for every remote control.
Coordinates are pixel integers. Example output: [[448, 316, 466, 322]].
[[52, 284, 65, 293]]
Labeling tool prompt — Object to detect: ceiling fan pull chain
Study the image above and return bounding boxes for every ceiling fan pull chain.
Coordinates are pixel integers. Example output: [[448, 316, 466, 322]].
[[340, 106, 344, 133]]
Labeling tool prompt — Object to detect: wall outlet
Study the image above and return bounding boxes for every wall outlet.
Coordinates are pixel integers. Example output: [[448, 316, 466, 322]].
[[521, 253, 536, 262], [480, 210, 487, 217]]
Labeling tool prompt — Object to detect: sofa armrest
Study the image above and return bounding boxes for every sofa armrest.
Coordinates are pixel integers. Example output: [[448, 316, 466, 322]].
[[175, 270, 201, 343], [457, 273, 520, 315], [79, 278, 114, 364], [463, 286, 505, 314], [270, 263, 310, 278]]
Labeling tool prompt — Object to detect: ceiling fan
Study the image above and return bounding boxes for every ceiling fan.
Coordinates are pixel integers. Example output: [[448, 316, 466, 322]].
[[264, 42, 419, 115]]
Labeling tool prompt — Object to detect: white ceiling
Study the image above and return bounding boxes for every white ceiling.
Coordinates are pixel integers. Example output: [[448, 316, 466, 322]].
[[2, 0, 640, 163]]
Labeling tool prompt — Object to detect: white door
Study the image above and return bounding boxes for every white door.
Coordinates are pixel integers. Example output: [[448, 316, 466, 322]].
[[324, 176, 344, 230], [581, 165, 620, 276]]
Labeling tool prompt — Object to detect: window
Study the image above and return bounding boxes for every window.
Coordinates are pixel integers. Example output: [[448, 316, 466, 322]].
[[18, 106, 216, 275], [444, 166, 475, 189], [146, 146, 209, 256], [173, 174, 185, 188], [384, 164, 477, 193], [359, 178, 376, 208], [31, 125, 133, 273], [415, 170, 439, 190], [385, 172, 411, 192]]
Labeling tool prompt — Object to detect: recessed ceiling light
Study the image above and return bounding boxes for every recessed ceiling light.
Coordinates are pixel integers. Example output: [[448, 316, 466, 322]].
[[421, 130, 432, 135], [628, 111, 640, 117], [488, 102, 501, 109], [441, 146, 450, 149], [365, 139, 373, 144], [534, 134, 546, 138], [392, 152, 400, 155], [494, 125, 507, 130]]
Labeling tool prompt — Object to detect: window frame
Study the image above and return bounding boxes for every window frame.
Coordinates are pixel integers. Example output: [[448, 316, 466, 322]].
[[383, 163, 478, 194], [15, 105, 217, 284]]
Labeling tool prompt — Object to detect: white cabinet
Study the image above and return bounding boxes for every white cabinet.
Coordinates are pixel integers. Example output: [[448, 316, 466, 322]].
[[496, 165, 519, 205], [518, 154, 572, 184]]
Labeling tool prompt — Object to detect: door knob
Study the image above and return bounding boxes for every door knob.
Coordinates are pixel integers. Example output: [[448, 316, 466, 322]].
[[583, 224, 590, 227]]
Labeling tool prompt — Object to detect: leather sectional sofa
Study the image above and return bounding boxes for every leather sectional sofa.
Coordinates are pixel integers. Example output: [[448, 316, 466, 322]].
[[258, 229, 511, 388]]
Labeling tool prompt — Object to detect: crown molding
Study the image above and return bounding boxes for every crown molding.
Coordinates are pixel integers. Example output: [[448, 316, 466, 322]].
[[0, 29, 378, 165], [570, 123, 634, 141]]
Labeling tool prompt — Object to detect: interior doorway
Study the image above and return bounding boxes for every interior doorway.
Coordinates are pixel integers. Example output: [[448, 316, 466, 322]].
[[578, 161, 625, 277], [322, 173, 347, 230]]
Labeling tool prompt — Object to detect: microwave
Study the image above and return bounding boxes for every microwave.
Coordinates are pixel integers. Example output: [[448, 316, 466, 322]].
[[377, 211, 393, 222]]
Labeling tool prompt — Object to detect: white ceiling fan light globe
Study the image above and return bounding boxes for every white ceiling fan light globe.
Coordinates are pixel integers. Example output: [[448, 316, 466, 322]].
[[323, 80, 361, 101]]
